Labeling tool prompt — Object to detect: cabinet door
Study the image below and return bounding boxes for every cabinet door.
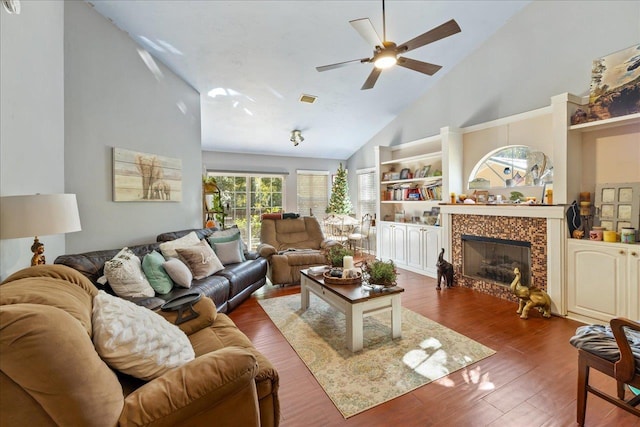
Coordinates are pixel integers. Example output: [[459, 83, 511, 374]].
[[629, 248, 640, 320], [568, 241, 627, 322], [392, 225, 407, 265], [423, 227, 442, 277], [406, 225, 424, 270], [379, 223, 394, 261]]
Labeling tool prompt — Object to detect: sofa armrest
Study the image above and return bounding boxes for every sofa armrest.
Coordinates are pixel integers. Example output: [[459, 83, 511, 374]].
[[119, 347, 259, 426], [257, 243, 277, 258], [321, 239, 340, 249], [244, 250, 261, 260], [155, 296, 218, 336]]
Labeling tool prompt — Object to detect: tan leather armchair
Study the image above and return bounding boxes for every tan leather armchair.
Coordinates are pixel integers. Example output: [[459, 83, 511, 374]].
[[0, 265, 279, 427], [257, 216, 338, 285]]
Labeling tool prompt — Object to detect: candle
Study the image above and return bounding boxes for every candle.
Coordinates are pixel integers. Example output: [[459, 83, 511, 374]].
[[343, 256, 354, 270]]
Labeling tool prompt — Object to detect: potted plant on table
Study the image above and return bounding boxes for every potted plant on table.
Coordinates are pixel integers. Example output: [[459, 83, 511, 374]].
[[362, 259, 398, 288], [325, 245, 353, 268]]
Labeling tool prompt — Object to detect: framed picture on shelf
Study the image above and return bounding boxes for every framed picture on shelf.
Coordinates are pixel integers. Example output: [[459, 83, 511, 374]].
[[382, 172, 391, 181], [420, 165, 431, 178], [399, 168, 411, 180], [414, 167, 423, 178], [475, 190, 489, 203]]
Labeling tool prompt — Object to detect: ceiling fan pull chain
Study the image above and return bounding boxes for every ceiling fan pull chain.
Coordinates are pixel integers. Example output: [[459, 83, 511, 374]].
[[382, 0, 387, 43]]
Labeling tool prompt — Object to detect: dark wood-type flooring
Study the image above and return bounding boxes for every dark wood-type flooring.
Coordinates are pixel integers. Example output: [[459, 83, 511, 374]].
[[228, 268, 639, 427]]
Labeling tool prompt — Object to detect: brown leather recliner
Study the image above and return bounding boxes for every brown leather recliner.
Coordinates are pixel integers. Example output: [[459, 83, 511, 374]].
[[0, 265, 279, 427], [257, 216, 338, 285]]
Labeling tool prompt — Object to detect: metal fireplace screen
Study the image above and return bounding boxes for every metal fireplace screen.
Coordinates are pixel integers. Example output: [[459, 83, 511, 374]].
[[461, 235, 531, 286]]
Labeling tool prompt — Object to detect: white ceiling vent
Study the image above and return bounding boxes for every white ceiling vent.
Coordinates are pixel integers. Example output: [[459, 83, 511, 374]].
[[299, 94, 318, 104]]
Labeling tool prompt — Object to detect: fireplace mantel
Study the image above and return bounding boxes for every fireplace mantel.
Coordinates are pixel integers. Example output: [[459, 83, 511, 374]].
[[439, 203, 567, 316]]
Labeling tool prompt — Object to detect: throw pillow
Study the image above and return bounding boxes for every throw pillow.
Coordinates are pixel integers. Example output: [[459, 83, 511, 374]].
[[159, 231, 200, 259], [163, 258, 193, 288], [142, 251, 173, 294], [103, 248, 155, 298], [211, 240, 244, 265], [175, 240, 224, 280], [92, 291, 195, 380], [207, 227, 246, 261]]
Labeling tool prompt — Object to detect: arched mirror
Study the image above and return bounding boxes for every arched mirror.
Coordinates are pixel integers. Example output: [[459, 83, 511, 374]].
[[469, 145, 553, 189]]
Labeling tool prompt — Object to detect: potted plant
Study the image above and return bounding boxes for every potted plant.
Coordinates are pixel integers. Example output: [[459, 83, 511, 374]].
[[362, 259, 398, 288], [202, 175, 218, 193], [325, 245, 353, 268]]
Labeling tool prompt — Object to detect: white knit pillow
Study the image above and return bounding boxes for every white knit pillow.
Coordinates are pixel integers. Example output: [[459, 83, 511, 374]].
[[103, 247, 155, 298], [92, 291, 195, 380]]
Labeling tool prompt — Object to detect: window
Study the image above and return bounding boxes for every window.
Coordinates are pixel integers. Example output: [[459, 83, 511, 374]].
[[297, 170, 329, 217], [206, 172, 284, 249], [469, 145, 553, 189], [357, 168, 376, 218]]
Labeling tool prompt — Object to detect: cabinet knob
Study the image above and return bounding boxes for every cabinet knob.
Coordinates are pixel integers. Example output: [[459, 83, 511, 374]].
[[632, 252, 638, 257], [619, 250, 625, 255]]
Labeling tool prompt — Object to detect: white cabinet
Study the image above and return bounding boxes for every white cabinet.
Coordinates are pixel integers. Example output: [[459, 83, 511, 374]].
[[407, 224, 441, 277], [379, 222, 407, 266], [567, 239, 640, 324]]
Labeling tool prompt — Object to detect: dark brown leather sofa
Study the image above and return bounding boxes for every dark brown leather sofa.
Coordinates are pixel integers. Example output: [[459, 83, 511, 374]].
[[55, 227, 268, 314]]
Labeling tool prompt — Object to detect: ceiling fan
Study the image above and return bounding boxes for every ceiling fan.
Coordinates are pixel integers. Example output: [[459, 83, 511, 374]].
[[316, 0, 461, 90]]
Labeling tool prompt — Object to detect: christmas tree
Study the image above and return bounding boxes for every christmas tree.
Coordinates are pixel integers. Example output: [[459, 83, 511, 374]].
[[327, 163, 353, 214]]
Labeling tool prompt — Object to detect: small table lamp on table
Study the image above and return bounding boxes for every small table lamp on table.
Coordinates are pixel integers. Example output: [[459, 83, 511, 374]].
[[0, 194, 82, 266]]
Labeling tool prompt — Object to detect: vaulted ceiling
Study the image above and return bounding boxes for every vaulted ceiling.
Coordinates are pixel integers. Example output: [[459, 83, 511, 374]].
[[88, 1, 530, 159]]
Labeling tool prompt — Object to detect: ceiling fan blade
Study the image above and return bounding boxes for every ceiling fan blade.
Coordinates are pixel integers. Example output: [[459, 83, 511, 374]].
[[361, 67, 382, 90], [316, 58, 369, 72], [397, 19, 461, 54], [350, 18, 384, 49], [397, 57, 442, 75]]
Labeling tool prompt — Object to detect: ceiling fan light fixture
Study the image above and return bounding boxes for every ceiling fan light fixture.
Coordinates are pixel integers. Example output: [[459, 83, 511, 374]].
[[290, 130, 304, 146], [373, 51, 397, 69]]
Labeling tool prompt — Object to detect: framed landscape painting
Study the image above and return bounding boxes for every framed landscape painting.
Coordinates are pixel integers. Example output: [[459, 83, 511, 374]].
[[113, 147, 182, 202], [588, 44, 640, 121]]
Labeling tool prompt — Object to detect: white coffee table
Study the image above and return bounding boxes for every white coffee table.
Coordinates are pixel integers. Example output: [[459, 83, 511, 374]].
[[300, 269, 404, 352]]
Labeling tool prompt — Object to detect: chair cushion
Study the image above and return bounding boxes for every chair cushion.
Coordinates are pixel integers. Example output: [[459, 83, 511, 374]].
[[92, 291, 195, 380], [569, 324, 640, 373]]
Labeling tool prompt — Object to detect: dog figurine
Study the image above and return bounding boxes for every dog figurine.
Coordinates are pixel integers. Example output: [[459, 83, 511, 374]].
[[436, 248, 454, 290]]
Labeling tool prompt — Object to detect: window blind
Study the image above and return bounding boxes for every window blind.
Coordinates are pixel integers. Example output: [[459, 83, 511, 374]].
[[357, 169, 376, 218], [297, 170, 329, 217]]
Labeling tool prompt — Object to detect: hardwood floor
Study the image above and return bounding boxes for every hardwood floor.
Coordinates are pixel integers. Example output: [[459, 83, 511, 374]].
[[229, 269, 639, 427]]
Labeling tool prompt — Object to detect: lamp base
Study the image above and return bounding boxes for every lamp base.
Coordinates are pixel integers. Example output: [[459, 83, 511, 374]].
[[30, 236, 46, 266]]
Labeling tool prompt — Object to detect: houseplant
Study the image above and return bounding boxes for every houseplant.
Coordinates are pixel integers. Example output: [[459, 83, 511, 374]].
[[362, 259, 398, 288], [325, 245, 353, 268]]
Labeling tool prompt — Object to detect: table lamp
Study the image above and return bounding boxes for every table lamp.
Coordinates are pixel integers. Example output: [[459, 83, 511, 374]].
[[0, 194, 82, 266]]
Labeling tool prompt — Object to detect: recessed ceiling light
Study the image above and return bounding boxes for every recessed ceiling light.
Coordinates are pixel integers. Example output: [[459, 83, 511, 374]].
[[299, 94, 317, 104]]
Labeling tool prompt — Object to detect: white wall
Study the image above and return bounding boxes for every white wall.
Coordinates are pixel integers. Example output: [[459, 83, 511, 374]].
[[347, 0, 640, 195], [0, 1, 65, 280], [64, 1, 202, 253], [202, 151, 344, 214]]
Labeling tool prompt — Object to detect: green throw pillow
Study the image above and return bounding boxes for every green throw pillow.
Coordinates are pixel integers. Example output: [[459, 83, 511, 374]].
[[142, 251, 174, 294], [207, 229, 246, 262]]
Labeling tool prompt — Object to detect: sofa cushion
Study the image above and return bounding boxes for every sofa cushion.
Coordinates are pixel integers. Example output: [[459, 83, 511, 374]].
[[142, 251, 174, 294], [176, 240, 225, 280], [212, 240, 244, 265], [163, 258, 193, 288], [216, 258, 268, 299], [0, 304, 124, 426], [156, 227, 217, 243], [207, 227, 246, 261], [159, 231, 200, 258], [104, 248, 155, 298], [92, 291, 195, 381]]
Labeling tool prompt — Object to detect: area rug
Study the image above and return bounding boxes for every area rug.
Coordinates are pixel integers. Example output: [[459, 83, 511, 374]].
[[258, 293, 496, 418]]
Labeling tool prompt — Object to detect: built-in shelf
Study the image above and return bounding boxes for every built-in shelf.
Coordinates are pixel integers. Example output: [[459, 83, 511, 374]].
[[568, 112, 640, 133], [381, 176, 443, 185], [381, 151, 443, 165]]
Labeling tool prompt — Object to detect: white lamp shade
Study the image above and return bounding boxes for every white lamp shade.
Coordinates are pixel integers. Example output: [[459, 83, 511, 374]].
[[0, 194, 82, 239]]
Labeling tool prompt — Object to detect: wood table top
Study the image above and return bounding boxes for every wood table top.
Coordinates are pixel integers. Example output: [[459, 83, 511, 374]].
[[301, 269, 404, 304]]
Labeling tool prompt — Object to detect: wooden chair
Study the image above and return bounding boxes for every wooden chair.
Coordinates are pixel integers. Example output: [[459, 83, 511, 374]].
[[570, 317, 640, 426]]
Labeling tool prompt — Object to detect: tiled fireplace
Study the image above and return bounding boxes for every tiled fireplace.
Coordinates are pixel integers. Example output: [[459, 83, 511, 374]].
[[439, 205, 566, 315], [452, 215, 547, 303]]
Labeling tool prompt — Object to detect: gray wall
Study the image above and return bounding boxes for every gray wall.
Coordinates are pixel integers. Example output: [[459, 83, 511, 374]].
[[202, 151, 344, 214], [64, 1, 202, 253], [346, 0, 640, 193], [1, 1, 65, 280]]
